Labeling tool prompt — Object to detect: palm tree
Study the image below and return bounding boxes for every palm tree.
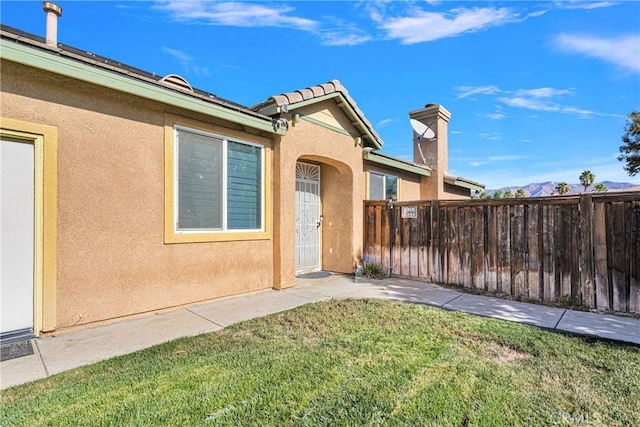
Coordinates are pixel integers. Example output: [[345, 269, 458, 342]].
[[515, 189, 526, 198], [579, 170, 595, 193], [504, 190, 514, 198], [594, 183, 607, 192], [556, 182, 571, 195], [493, 189, 505, 199]]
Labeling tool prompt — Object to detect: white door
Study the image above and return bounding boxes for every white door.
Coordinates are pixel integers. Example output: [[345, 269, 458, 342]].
[[295, 162, 321, 273], [0, 139, 34, 339]]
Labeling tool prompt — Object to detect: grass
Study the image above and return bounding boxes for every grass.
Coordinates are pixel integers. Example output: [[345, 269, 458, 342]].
[[362, 262, 385, 279], [2, 299, 639, 426]]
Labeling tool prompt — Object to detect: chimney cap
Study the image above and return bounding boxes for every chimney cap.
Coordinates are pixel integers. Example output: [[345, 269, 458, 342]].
[[43, 2, 62, 17]]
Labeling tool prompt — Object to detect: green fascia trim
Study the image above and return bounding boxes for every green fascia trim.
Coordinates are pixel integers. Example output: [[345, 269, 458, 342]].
[[0, 40, 284, 135], [257, 104, 280, 117], [444, 177, 485, 192], [364, 152, 431, 177], [300, 115, 352, 137], [259, 92, 382, 149]]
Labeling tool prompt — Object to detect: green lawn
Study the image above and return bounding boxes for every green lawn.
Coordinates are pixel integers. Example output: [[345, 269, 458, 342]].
[[2, 299, 639, 426]]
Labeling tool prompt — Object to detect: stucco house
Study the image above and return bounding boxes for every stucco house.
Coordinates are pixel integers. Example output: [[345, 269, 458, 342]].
[[0, 4, 483, 341]]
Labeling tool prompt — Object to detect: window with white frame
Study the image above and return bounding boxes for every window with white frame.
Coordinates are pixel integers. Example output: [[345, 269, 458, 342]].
[[175, 126, 263, 232], [369, 172, 398, 201]]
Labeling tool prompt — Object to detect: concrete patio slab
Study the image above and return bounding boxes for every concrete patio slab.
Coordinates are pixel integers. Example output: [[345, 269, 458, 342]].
[[556, 310, 640, 345], [443, 293, 566, 329], [383, 280, 463, 307], [38, 308, 221, 376], [294, 276, 365, 299], [0, 350, 46, 389], [2, 274, 637, 391], [188, 289, 314, 327]]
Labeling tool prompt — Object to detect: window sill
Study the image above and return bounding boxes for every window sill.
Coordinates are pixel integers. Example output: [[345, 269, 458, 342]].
[[164, 230, 271, 244]]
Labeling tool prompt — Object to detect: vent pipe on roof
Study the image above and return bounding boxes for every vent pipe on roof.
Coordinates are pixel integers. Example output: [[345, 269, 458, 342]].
[[43, 2, 62, 47]]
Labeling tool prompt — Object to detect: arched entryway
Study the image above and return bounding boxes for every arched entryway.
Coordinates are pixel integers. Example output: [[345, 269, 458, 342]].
[[295, 156, 354, 275]]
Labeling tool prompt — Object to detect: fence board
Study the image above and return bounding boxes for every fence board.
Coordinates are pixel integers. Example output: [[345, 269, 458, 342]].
[[363, 192, 640, 314], [611, 202, 627, 311], [511, 204, 525, 298], [409, 210, 420, 278], [471, 206, 485, 289], [542, 204, 556, 302], [485, 206, 498, 292], [631, 201, 640, 313], [460, 207, 473, 287], [431, 201, 441, 283], [593, 201, 609, 310], [497, 205, 511, 294], [580, 195, 594, 308], [526, 204, 541, 301], [558, 204, 573, 299]]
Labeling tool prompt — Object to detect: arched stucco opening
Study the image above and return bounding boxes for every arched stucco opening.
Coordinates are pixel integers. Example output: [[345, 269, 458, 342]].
[[296, 155, 355, 274]]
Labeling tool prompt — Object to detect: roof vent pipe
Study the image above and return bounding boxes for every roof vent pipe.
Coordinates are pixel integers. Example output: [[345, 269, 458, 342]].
[[43, 2, 62, 47]]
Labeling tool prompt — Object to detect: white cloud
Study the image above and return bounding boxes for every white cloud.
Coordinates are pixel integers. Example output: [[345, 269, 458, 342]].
[[469, 155, 525, 168], [488, 155, 526, 161], [376, 119, 395, 128], [470, 161, 489, 167], [454, 85, 501, 100], [380, 7, 516, 44], [497, 94, 612, 117], [485, 112, 506, 120], [162, 47, 211, 77], [478, 132, 502, 141], [554, 33, 640, 73], [321, 32, 372, 46], [515, 88, 574, 98], [458, 155, 638, 189], [454, 84, 622, 118], [553, 1, 618, 10], [156, 1, 318, 31]]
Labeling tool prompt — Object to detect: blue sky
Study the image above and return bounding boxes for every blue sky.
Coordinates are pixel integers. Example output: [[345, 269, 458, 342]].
[[2, 1, 639, 188]]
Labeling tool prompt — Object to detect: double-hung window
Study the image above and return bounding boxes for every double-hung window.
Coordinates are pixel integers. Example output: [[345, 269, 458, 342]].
[[369, 172, 398, 201], [175, 126, 263, 233]]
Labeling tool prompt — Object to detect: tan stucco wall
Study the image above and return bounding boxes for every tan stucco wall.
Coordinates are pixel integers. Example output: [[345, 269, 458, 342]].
[[273, 101, 365, 287], [443, 183, 473, 199], [1, 60, 276, 331]]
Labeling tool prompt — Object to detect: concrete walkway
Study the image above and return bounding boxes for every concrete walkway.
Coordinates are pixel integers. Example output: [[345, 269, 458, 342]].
[[2, 274, 639, 390]]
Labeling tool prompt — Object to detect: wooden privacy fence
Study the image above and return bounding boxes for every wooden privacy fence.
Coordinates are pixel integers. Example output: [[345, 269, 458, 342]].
[[363, 192, 640, 314]]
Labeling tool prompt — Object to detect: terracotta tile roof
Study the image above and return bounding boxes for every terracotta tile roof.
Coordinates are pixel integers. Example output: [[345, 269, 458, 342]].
[[253, 79, 384, 148]]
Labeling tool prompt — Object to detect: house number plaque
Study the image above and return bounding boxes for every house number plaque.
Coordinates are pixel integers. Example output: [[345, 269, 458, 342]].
[[401, 206, 418, 219]]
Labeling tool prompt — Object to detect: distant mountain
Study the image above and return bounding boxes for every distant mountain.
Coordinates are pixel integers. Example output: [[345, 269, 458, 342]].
[[487, 181, 636, 197]]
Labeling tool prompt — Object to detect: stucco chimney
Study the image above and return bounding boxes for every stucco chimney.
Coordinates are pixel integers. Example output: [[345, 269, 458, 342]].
[[43, 2, 62, 47], [409, 104, 451, 199]]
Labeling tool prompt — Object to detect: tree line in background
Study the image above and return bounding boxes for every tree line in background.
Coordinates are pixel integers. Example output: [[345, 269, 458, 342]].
[[475, 110, 639, 200], [475, 170, 608, 200], [619, 110, 640, 176]]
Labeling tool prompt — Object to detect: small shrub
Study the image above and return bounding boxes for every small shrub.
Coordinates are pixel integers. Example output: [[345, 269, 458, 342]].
[[362, 262, 385, 279]]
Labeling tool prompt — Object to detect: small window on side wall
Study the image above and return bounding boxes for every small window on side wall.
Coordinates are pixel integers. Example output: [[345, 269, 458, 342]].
[[369, 172, 398, 201]]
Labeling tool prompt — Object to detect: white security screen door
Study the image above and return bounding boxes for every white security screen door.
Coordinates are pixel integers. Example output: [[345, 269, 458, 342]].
[[295, 162, 321, 273], [0, 139, 34, 339]]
